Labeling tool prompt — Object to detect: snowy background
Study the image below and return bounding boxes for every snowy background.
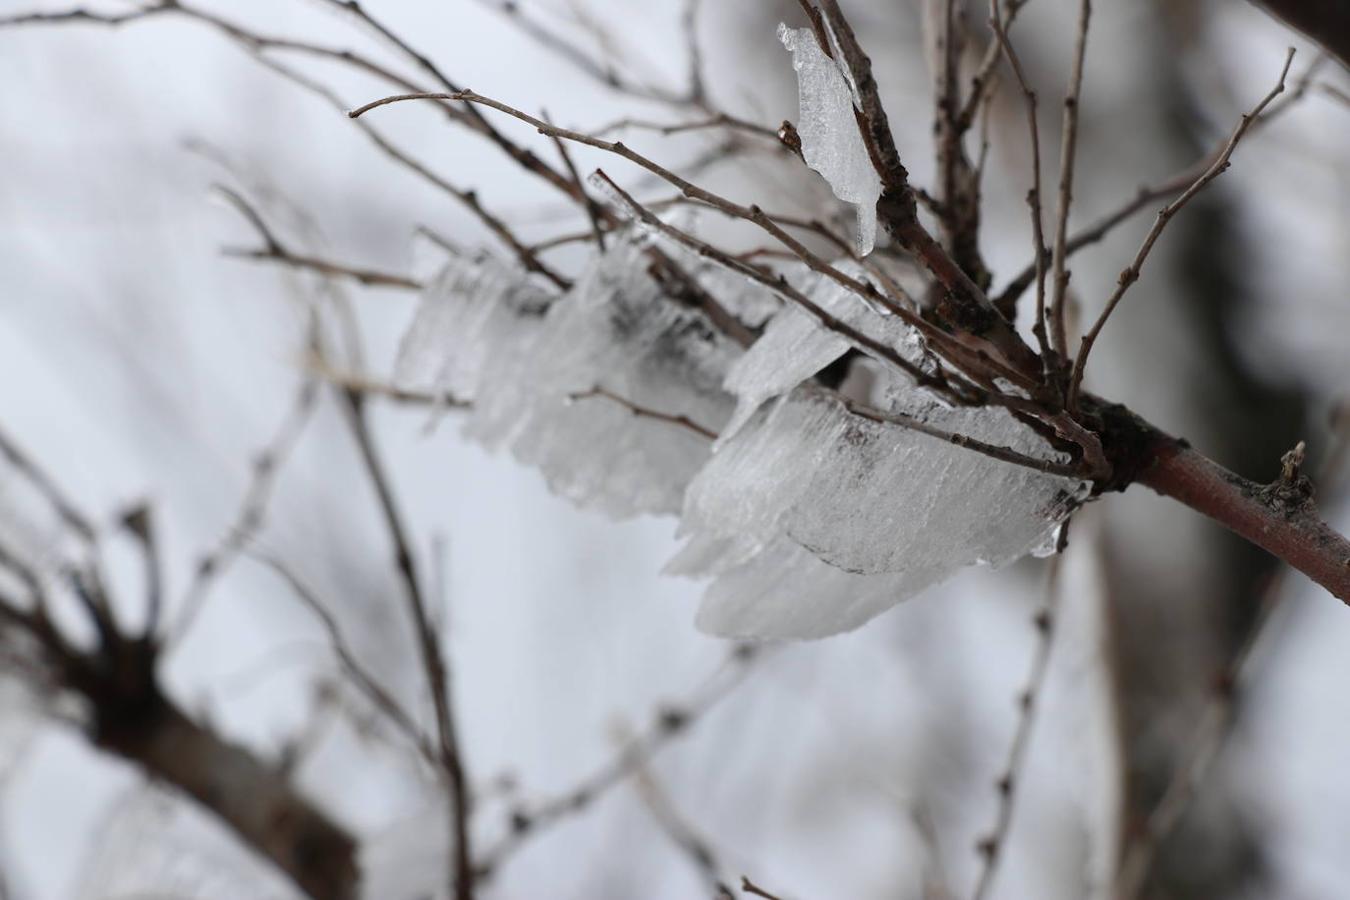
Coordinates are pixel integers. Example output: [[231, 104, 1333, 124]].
[[0, 1, 1348, 898]]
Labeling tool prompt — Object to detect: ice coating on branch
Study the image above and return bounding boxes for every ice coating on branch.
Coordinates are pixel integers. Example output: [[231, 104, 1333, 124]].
[[779, 23, 882, 256], [672, 390, 1087, 639], [398, 231, 1085, 638], [395, 238, 738, 518], [720, 264, 920, 440]]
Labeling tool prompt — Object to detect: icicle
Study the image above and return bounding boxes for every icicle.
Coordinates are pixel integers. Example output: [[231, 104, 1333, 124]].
[[779, 23, 883, 256]]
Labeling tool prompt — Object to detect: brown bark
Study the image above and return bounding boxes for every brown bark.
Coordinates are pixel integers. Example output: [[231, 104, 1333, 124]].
[[1253, 0, 1350, 68], [1139, 441, 1350, 602], [59, 638, 359, 900]]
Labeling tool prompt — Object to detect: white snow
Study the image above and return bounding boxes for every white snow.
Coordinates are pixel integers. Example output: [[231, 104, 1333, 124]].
[[779, 23, 883, 256]]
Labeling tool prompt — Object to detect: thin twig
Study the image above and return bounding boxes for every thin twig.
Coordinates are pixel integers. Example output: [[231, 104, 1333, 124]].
[[337, 386, 473, 900], [988, 0, 1053, 370], [632, 758, 732, 896], [544, 113, 607, 252], [249, 54, 569, 291], [591, 113, 778, 140], [585, 170, 975, 400], [213, 184, 420, 290], [1047, 0, 1092, 359], [0, 429, 97, 544], [741, 875, 785, 900], [994, 53, 1326, 312], [567, 388, 718, 441], [168, 368, 319, 648], [470, 0, 700, 106], [254, 552, 440, 768], [350, 85, 1037, 378], [840, 395, 1083, 477], [970, 555, 1063, 900], [475, 644, 760, 880], [117, 504, 162, 640], [1067, 49, 1295, 411], [957, 0, 1030, 129]]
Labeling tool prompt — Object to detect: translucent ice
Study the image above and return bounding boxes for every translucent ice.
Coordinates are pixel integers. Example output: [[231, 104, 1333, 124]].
[[672, 389, 1087, 639], [395, 237, 740, 518], [779, 23, 883, 256], [395, 252, 551, 403], [720, 264, 918, 440]]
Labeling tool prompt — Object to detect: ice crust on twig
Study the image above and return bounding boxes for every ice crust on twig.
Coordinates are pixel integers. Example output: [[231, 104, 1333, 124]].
[[779, 23, 882, 256]]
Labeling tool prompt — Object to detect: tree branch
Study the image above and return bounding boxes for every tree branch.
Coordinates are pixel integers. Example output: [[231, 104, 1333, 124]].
[[1138, 439, 1350, 603]]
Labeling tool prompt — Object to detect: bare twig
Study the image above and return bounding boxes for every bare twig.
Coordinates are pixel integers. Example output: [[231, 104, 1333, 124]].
[[168, 369, 319, 647], [116, 504, 162, 640], [632, 759, 731, 896], [840, 395, 1083, 478], [681, 0, 706, 105], [970, 555, 1063, 900], [248, 54, 570, 291], [741, 875, 785, 900], [585, 171, 979, 401], [567, 388, 718, 441], [213, 184, 420, 290], [1047, 0, 1092, 359], [958, 0, 1030, 129], [994, 53, 1325, 312], [254, 553, 440, 769], [0, 429, 97, 544], [471, 0, 701, 107], [1067, 49, 1295, 411], [544, 113, 607, 252], [931, 0, 992, 289], [336, 386, 473, 900], [475, 644, 760, 880], [350, 85, 1039, 378], [591, 113, 778, 141], [988, 0, 1052, 370]]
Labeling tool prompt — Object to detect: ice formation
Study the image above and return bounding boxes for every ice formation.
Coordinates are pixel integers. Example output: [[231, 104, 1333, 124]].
[[398, 229, 1085, 639], [395, 238, 739, 518], [779, 23, 883, 256], [671, 389, 1086, 639], [720, 264, 920, 440]]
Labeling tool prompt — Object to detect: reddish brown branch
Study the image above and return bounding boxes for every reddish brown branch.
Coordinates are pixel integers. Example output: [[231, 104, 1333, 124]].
[[1139, 441, 1350, 603]]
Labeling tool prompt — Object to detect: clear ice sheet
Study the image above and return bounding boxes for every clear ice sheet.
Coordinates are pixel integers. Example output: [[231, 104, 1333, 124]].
[[675, 390, 1088, 639], [779, 23, 883, 256], [719, 263, 919, 441], [395, 239, 740, 518]]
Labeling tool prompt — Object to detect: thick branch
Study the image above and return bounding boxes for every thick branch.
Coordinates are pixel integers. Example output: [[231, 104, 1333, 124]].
[[92, 685, 359, 899], [1254, 0, 1350, 68], [1139, 442, 1350, 603]]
